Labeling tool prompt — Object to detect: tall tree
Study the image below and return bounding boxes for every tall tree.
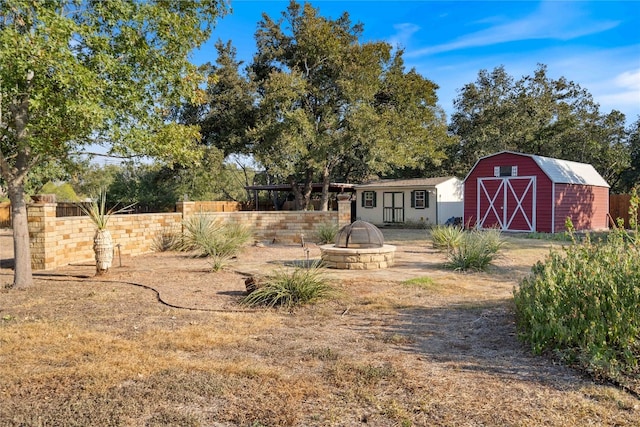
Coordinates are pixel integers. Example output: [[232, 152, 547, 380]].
[[448, 65, 630, 182], [250, 1, 452, 210], [0, 0, 227, 288], [181, 40, 257, 157], [619, 118, 640, 192]]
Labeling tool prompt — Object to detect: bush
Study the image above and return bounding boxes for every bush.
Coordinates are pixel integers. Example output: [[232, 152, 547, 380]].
[[152, 226, 182, 252], [430, 225, 464, 250], [514, 227, 640, 385], [315, 221, 339, 244], [445, 228, 505, 271], [241, 263, 334, 309], [180, 214, 252, 271], [180, 214, 217, 255]]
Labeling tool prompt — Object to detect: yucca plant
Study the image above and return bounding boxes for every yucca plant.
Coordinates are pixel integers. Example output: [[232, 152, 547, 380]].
[[445, 228, 505, 271], [180, 214, 252, 271], [241, 262, 334, 309], [315, 221, 339, 244], [430, 225, 464, 250], [78, 190, 135, 275]]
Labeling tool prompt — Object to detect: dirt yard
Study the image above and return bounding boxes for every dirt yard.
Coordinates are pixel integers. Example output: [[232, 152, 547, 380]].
[[0, 228, 637, 426]]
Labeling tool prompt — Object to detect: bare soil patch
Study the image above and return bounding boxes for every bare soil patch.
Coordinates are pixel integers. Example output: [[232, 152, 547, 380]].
[[0, 229, 637, 426]]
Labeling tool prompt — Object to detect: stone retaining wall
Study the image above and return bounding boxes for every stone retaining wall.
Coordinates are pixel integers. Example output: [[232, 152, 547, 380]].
[[28, 200, 352, 270]]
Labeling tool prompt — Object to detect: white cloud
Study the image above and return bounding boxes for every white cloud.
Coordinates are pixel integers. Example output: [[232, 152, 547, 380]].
[[595, 69, 640, 116], [386, 22, 420, 50], [405, 1, 619, 58], [614, 69, 640, 90]]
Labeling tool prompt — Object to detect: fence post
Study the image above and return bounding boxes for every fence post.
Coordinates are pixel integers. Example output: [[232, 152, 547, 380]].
[[28, 200, 57, 270], [176, 201, 196, 222], [337, 196, 352, 229]]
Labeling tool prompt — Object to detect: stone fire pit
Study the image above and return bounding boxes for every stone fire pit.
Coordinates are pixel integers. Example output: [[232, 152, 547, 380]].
[[320, 220, 395, 269]]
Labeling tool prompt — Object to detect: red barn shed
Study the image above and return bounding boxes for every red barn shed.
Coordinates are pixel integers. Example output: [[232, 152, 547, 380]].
[[463, 151, 610, 233]]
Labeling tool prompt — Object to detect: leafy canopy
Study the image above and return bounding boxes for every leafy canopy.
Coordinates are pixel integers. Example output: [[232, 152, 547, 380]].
[[0, 0, 228, 288], [246, 1, 453, 209], [447, 65, 631, 189]]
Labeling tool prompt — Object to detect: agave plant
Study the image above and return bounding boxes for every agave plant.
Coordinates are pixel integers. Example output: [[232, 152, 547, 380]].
[[78, 190, 135, 276]]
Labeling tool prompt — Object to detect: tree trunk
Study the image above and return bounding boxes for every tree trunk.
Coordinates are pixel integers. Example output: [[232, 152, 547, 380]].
[[320, 165, 331, 211], [8, 182, 33, 289], [94, 229, 113, 276], [2, 70, 36, 288], [289, 169, 314, 210]]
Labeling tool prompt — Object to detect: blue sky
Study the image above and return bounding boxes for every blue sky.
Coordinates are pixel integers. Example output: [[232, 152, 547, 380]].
[[194, 0, 640, 125]]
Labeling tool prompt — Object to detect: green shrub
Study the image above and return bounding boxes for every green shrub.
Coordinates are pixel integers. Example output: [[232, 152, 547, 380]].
[[430, 225, 464, 250], [445, 228, 505, 271], [205, 223, 253, 271], [180, 214, 218, 255], [152, 226, 182, 252], [315, 221, 339, 244], [241, 263, 334, 309], [180, 214, 252, 271], [514, 227, 640, 385]]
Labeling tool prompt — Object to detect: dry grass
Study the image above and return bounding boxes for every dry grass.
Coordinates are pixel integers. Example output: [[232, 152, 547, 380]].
[[0, 230, 637, 426]]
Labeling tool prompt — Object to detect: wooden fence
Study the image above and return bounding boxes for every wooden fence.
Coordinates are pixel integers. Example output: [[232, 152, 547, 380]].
[[609, 194, 638, 228], [0, 202, 10, 228]]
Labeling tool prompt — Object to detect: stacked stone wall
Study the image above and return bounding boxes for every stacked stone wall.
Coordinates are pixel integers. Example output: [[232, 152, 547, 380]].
[[27, 200, 351, 270]]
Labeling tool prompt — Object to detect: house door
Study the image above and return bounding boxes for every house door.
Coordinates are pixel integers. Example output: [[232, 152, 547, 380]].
[[383, 192, 404, 223], [477, 177, 536, 231]]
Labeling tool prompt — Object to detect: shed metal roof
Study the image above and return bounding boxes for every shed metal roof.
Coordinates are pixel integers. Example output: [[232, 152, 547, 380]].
[[467, 151, 609, 188], [355, 176, 458, 189]]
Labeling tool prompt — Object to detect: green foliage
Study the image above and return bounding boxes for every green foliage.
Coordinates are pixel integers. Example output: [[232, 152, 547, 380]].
[[447, 65, 630, 187], [185, 41, 257, 158], [39, 181, 80, 202], [180, 214, 252, 271], [430, 225, 465, 250], [514, 226, 640, 384], [445, 228, 505, 271], [0, 0, 228, 286], [241, 263, 334, 309], [618, 118, 640, 193], [77, 189, 135, 230], [315, 222, 339, 244], [250, 1, 453, 209], [401, 277, 435, 289], [523, 231, 572, 241], [101, 151, 251, 212]]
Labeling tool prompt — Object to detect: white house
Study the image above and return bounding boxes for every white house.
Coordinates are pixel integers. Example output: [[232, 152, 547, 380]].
[[355, 177, 463, 226]]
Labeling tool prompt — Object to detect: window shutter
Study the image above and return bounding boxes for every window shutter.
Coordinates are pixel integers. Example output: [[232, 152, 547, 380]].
[[410, 191, 415, 208], [494, 166, 500, 177], [426, 191, 430, 208], [361, 192, 365, 207], [372, 191, 377, 208]]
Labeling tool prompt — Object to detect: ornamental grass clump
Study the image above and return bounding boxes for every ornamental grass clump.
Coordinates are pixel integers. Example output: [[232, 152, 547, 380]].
[[180, 214, 252, 271], [430, 225, 464, 250], [445, 228, 505, 271], [315, 221, 339, 244], [514, 193, 640, 388], [242, 262, 334, 309]]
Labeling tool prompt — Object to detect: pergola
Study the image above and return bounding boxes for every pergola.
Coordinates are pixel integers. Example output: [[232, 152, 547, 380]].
[[245, 183, 356, 211]]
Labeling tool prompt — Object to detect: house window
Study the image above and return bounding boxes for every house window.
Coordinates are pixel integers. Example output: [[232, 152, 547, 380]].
[[362, 191, 376, 208], [494, 165, 518, 177], [411, 190, 428, 209]]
